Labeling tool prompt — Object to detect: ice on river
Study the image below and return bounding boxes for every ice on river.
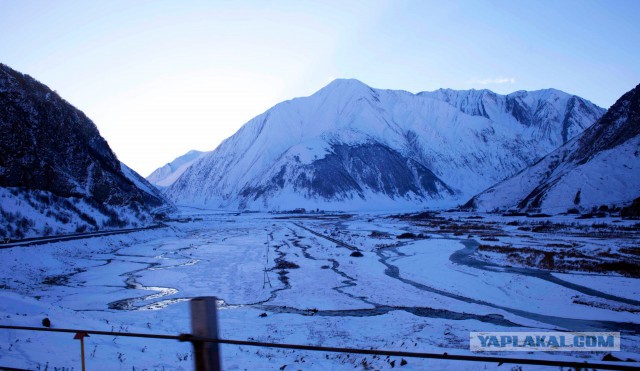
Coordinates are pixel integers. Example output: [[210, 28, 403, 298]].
[[1, 211, 639, 369]]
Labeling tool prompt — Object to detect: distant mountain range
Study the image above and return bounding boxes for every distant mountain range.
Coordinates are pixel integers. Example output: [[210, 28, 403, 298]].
[[165, 79, 604, 211], [466, 83, 640, 214], [146, 150, 209, 188], [0, 63, 169, 239], [4, 60, 632, 230]]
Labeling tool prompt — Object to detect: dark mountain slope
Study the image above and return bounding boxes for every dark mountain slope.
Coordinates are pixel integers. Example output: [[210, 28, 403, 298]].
[[0, 63, 169, 239]]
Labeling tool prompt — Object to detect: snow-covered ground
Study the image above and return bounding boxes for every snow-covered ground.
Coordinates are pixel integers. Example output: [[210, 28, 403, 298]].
[[0, 210, 638, 370]]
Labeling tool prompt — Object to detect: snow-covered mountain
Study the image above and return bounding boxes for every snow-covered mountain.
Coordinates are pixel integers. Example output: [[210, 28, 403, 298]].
[[0, 63, 169, 239], [167, 79, 604, 211], [146, 150, 209, 188], [466, 83, 640, 213], [421, 88, 599, 145]]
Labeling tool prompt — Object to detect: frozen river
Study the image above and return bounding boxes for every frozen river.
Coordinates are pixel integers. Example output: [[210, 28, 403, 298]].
[[1, 211, 639, 369]]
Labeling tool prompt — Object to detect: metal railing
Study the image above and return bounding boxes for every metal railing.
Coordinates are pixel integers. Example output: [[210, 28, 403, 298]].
[[1, 297, 638, 370]]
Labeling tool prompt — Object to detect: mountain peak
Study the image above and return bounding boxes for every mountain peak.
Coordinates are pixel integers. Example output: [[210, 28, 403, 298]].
[[318, 78, 374, 96], [325, 78, 370, 88], [167, 79, 604, 210]]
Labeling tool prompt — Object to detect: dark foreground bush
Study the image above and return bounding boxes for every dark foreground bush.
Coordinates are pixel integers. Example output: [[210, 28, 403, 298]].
[[396, 232, 428, 239], [275, 260, 299, 269]]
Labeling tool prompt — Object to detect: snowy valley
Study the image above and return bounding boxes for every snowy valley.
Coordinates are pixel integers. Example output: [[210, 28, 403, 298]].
[[1, 210, 638, 369], [1, 63, 639, 370]]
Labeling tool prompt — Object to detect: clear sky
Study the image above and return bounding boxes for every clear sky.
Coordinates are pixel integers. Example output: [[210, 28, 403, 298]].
[[1, 0, 639, 176]]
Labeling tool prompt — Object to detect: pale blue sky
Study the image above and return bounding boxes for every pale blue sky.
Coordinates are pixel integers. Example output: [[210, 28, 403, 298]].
[[1, 0, 639, 175]]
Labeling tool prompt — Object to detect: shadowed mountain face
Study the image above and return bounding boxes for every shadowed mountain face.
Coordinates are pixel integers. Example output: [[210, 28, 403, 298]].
[[571, 85, 640, 163], [167, 79, 603, 211], [0, 63, 168, 238], [467, 83, 640, 213], [237, 143, 455, 208]]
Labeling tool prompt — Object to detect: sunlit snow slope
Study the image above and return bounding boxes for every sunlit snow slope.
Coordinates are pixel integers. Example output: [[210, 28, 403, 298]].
[[146, 150, 209, 188], [168, 79, 604, 211]]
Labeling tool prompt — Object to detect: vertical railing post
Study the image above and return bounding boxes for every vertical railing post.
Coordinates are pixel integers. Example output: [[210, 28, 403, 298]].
[[190, 297, 221, 371], [73, 332, 89, 371]]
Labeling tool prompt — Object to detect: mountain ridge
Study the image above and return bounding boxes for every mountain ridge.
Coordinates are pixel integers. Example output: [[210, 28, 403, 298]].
[[466, 83, 640, 213], [167, 79, 604, 211]]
